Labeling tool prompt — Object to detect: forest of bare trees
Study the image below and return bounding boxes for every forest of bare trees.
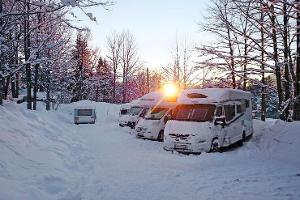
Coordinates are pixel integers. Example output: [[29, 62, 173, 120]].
[[0, 0, 163, 108], [1, 0, 300, 121], [198, 0, 300, 121]]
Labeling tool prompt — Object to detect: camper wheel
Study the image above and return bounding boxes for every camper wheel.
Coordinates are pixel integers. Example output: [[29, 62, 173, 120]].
[[242, 131, 246, 142], [238, 131, 246, 146], [158, 131, 164, 142], [210, 138, 220, 152]]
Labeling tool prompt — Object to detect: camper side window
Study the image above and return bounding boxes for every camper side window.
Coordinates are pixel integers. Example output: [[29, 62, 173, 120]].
[[241, 100, 246, 112], [245, 100, 250, 108], [224, 105, 235, 121], [236, 104, 242, 114], [215, 106, 223, 117]]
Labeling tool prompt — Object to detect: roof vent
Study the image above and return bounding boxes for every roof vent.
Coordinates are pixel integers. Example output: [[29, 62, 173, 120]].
[[187, 93, 207, 98]]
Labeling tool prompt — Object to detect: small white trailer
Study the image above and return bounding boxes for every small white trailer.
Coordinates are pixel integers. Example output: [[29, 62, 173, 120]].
[[74, 107, 96, 124], [163, 88, 253, 153], [135, 91, 177, 141]]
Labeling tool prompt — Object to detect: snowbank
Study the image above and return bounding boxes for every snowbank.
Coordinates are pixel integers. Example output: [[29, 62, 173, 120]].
[[0, 101, 120, 200], [0, 100, 299, 200]]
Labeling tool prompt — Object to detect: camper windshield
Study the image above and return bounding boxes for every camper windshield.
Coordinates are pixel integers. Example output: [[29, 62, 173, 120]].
[[129, 107, 143, 116], [120, 109, 128, 115], [173, 104, 215, 122], [145, 107, 169, 120]]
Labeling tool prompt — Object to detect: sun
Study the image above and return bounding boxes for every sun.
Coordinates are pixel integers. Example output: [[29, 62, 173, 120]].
[[162, 83, 178, 98]]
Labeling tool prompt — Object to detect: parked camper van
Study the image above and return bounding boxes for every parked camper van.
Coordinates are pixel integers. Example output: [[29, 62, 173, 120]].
[[118, 99, 149, 129], [118, 105, 130, 127], [135, 91, 177, 141], [163, 88, 253, 153], [74, 107, 96, 124]]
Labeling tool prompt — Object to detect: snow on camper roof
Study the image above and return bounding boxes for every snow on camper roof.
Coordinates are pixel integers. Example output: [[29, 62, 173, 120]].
[[178, 88, 252, 104], [136, 91, 177, 107]]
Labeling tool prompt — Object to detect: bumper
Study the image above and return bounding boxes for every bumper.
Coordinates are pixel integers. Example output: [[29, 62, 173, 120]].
[[119, 121, 128, 126], [74, 119, 96, 124], [163, 141, 210, 153], [119, 121, 135, 128], [136, 131, 157, 140]]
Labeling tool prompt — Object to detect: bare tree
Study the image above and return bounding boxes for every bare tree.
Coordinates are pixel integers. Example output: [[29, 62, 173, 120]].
[[106, 32, 122, 103], [120, 31, 139, 103], [163, 38, 196, 88]]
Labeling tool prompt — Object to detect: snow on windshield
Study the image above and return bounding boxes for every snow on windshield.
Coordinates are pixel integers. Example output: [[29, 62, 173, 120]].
[[129, 107, 143, 115], [145, 107, 168, 120], [173, 104, 215, 122]]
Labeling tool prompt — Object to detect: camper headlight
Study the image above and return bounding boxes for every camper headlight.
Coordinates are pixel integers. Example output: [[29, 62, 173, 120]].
[[136, 127, 147, 132], [198, 138, 206, 143]]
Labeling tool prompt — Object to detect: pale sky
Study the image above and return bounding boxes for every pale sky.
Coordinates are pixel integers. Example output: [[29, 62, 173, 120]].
[[72, 0, 212, 69]]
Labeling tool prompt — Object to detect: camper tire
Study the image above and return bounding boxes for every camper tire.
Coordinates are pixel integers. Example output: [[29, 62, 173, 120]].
[[158, 131, 164, 142], [129, 122, 135, 129], [210, 138, 220, 152], [238, 132, 246, 146], [242, 132, 246, 142]]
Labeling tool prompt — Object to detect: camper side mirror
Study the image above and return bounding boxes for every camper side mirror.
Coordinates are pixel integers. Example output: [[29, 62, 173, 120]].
[[214, 116, 225, 127], [164, 113, 172, 123]]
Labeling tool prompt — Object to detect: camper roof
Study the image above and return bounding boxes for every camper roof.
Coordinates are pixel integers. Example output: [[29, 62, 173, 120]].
[[136, 91, 177, 107], [178, 88, 252, 104]]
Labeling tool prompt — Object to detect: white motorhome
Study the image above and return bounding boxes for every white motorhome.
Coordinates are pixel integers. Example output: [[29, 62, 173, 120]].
[[74, 107, 96, 124], [118, 104, 131, 127], [163, 88, 253, 153], [118, 99, 149, 129], [135, 91, 177, 141]]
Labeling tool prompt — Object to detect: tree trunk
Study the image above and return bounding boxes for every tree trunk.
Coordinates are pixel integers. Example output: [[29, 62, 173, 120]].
[[0, 0, 3, 105], [224, 4, 235, 89], [113, 69, 116, 103], [295, 0, 300, 120], [3, 76, 10, 99], [16, 73, 19, 97], [270, 1, 283, 119], [46, 70, 50, 111], [283, 0, 290, 120], [122, 62, 126, 103], [33, 13, 41, 110], [12, 43, 19, 98], [146, 67, 150, 93], [243, 38, 247, 90], [0, 77, 3, 104], [33, 64, 39, 110], [260, 0, 266, 121], [11, 75, 16, 98], [25, 0, 32, 109]]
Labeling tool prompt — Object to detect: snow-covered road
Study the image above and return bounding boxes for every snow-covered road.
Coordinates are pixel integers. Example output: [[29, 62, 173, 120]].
[[77, 120, 300, 200], [0, 101, 300, 200]]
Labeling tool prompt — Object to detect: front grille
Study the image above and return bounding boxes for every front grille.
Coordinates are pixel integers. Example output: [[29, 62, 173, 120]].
[[169, 133, 190, 140]]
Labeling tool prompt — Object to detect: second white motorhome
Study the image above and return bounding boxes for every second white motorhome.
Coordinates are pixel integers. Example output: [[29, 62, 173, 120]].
[[163, 88, 253, 153], [135, 91, 177, 141], [118, 99, 149, 128]]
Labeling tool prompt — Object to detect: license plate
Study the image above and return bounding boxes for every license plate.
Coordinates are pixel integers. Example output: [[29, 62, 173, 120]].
[[174, 144, 187, 149]]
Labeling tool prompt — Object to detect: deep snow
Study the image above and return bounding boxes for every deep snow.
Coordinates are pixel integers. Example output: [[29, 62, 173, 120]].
[[0, 101, 299, 200]]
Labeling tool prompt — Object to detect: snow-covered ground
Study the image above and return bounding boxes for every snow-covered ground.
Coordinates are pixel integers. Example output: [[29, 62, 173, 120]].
[[0, 101, 299, 200]]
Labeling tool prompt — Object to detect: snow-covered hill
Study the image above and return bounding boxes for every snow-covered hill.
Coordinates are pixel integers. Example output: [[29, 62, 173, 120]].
[[0, 101, 299, 200]]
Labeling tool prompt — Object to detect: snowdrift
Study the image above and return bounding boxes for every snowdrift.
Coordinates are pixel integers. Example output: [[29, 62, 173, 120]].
[[0, 100, 299, 200], [0, 101, 119, 200]]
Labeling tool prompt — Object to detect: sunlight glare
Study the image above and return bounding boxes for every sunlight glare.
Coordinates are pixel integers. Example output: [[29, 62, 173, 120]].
[[163, 83, 178, 97]]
